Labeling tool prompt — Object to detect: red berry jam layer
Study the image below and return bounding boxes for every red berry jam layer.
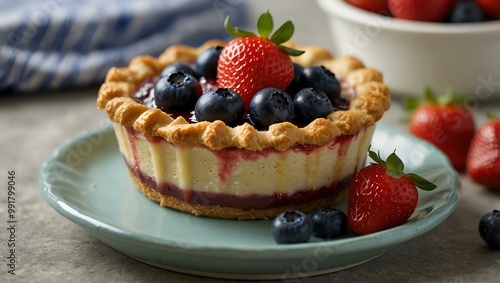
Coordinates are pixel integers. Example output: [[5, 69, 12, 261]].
[[127, 160, 353, 210]]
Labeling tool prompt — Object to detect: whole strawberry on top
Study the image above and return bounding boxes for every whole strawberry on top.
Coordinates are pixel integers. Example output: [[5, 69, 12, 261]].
[[348, 150, 436, 235], [406, 87, 475, 171], [217, 10, 304, 110], [466, 113, 500, 190]]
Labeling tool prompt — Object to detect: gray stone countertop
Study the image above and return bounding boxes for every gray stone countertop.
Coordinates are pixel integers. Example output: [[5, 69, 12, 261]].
[[1, 0, 500, 282]]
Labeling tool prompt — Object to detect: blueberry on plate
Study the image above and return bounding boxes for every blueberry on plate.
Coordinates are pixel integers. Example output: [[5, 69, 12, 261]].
[[249, 87, 294, 129], [195, 46, 223, 79], [293, 88, 333, 123], [303, 65, 341, 102], [194, 88, 245, 126], [160, 62, 198, 78], [311, 207, 347, 239], [479, 210, 500, 249], [271, 210, 311, 244], [154, 71, 202, 111]]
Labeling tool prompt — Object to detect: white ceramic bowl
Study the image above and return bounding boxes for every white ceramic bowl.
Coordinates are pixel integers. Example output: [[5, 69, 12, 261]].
[[317, 0, 500, 98]]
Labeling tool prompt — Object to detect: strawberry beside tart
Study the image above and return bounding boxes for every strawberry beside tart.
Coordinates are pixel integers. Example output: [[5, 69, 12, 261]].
[[96, 11, 391, 220]]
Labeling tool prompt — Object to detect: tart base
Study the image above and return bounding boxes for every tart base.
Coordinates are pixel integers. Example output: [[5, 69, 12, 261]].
[[127, 168, 349, 220]]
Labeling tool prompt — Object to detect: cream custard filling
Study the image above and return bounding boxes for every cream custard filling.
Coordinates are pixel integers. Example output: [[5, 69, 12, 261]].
[[114, 123, 375, 196]]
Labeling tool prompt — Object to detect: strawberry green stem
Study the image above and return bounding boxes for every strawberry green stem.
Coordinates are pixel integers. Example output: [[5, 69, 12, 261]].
[[369, 150, 437, 191], [224, 10, 304, 57]]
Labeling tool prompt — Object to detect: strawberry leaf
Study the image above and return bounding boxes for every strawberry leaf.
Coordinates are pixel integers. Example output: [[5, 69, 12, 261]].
[[486, 111, 499, 121], [437, 86, 455, 105], [257, 9, 273, 38], [270, 20, 294, 44], [224, 16, 255, 38], [368, 149, 437, 191], [403, 96, 421, 112], [280, 45, 305, 57], [385, 151, 404, 178], [406, 173, 437, 191], [424, 86, 438, 104], [225, 10, 305, 57], [369, 150, 386, 167]]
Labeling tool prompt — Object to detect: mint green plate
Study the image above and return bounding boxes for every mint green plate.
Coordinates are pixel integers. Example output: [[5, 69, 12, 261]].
[[39, 122, 460, 280]]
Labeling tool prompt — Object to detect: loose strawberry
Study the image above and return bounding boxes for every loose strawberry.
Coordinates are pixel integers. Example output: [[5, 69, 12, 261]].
[[406, 87, 475, 171], [466, 113, 500, 190], [388, 0, 456, 22], [217, 10, 304, 110], [476, 0, 500, 19], [345, 0, 389, 14], [347, 150, 436, 235]]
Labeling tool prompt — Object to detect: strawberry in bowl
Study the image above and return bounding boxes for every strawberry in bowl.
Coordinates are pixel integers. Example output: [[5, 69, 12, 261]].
[[388, 0, 456, 22], [343, 0, 500, 22]]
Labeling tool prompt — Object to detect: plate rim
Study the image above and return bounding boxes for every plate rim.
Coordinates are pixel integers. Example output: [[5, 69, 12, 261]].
[[39, 122, 461, 256]]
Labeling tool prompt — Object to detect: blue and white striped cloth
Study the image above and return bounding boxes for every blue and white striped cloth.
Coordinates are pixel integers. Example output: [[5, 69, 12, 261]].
[[0, 0, 248, 94]]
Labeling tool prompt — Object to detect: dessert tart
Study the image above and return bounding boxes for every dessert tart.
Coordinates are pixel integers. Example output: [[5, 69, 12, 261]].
[[96, 11, 390, 220]]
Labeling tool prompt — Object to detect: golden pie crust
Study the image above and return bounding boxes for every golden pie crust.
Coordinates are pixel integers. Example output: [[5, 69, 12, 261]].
[[97, 40, 391, 151]]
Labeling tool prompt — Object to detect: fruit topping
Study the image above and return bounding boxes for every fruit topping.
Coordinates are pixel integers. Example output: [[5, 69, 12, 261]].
[[293, 88, 333, 123], [479, 210, 500, 249], [194, 88, 245, 127], [249, 87, 294, 129], [160, 62, 198, 79], [406, 87, 475, 171], [132, 9, 352, 129], [347, 150, 436, 235], [217, 10, 304, 111], [286, 63, 309, 95], [195, 46, 223, 80], [271, 210, 312, 244], [311, 207, 348, 239], [466, 113, 500, 190], [302, 65, 341, 103], [154, 71, 202, 112]]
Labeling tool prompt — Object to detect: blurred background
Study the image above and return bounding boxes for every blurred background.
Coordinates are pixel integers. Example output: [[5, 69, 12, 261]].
[[1, 0, 499, 282], [0, 0, 337, 95]]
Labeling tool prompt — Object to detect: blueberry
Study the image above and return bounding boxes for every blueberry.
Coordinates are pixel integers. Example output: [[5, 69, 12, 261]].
[[449, 2, 484, 23], [293, 88, 333, 123], [271, 210, 311, 244], [332, 96, 350, 111], [249, 88, 294, 129], [160, 62, 197, 78], [154, 71, 202, 111], [194, 88, 245, 126], [195, 46, 223, 79], [479, 210, 500, 250], [286, 63, 308, 96], [311, 207, 347, 239], [303, 65, 341, 102]]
